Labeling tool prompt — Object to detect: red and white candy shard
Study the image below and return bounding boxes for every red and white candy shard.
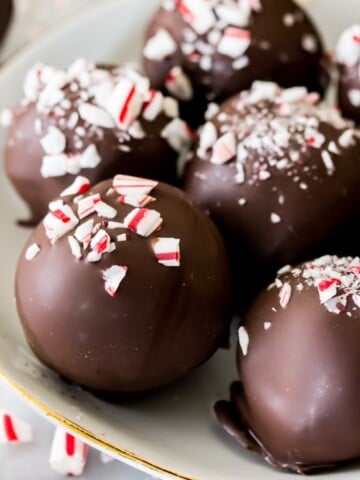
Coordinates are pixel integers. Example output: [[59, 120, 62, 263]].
[[161, 118, 193, 152], [94, 200, 117, 219], [112, 175, 158, 196], [211, 132, 236, 164], [49, 428, 88, 477], [60, 176, 91, 197], [316, 278, 339, 304], [77, 193, 101, 219], [118, 193, 155, 208], [40, 126, 66, 155], [123, 208, 163, 237], [336, 24, 360, 67], [78, 103, 114, 129], [90, 229, 112, 255], [0, 411, 33, 444], [143, 29, 177, 60], [152, 237, 181, 267], [68, 236, 82, 259], [238, 326, 249, 356], [102, 265, 128, 297], [43, 203, 79, 244], [142, 89, 164, 121], [278, 282, 292, 308], [106, 78, 143, 130], [218, 28, 251, 59], [177, 0, 216, 35], [165, 66, 194, 101], [74, 219, 94, 248], [25, 243, 41, 261], [79, 144, 102, 169]]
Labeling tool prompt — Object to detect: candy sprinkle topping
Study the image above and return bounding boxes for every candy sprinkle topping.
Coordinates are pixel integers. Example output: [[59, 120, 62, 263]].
[[273, 256, 360, 315]]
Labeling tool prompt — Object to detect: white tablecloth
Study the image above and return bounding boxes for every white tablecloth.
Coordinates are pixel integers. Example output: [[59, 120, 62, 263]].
[[0, 1, 154, 478]]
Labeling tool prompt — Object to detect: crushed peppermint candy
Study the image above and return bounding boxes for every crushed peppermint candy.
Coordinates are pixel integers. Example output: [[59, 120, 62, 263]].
[[274, 255, 360, 315], [25, 243, 41, 261], [102, 266, 128, 297], [336, 25, 360, 67], [4, 60, 191, 180], [152, 238, 180, 267], [238, 326, 249, 356], [195, 82, 360, 208], [39, 174, 182, 296]]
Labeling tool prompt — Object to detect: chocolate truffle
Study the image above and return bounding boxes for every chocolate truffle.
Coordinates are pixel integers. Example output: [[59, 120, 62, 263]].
[[336, 25, 360, 125], [184, 82, 360, 302], [3, 59, 192, 225], [0, 0, 12, 45], [216, 255, 360, 473], [16, 174, 231, 395], [142, 0, 329, 127]]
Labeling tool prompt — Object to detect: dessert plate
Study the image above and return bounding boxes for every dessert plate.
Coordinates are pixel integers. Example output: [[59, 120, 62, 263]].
[[0, 1, 359, 479]]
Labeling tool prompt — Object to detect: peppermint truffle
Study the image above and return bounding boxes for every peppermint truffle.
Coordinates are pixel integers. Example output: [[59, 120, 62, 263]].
[[184, 82, 360, 301], [0, 0, 12, 45], [142, 0, 329, 127], [336, 25, 360, 124], [3, 60, 192, 225], [216, 255, 360, 473], [16, 174, 231, 395]]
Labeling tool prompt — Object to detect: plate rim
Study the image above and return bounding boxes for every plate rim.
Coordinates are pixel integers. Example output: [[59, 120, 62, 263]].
[[0, 0, 195, 478]]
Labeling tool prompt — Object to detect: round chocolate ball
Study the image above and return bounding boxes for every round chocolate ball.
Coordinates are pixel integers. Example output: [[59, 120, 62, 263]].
[[216, 255, 360, 473], [3, 60, 192, 225], [16, 174, 231, 395], [142, 0, 329, 127], [336, 25, 360, 125], [184, 82, 360, 303], [0, 0, 12, 45]]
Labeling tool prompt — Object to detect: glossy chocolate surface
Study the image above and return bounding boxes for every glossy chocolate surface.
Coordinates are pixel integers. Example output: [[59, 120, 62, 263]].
[[16, 178, 231, 395], [216, 255, 360, 473]]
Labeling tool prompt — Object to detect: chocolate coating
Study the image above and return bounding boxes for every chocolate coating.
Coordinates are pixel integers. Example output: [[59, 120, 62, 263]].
[[216, 255, 360, 473], [184, 83, 360, 305], [0, 0, 12, 45], [142, 0, 329, 127], [4, 61, 191, 225], [16, 178, 231, 395], [336, 25, 360, 124]]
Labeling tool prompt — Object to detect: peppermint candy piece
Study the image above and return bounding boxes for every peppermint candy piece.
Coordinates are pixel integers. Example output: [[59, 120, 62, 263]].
[[44, 203, 79, 244], [74, 219, 94, 248], [41, 153, 71, 178], [278, 282, 292, 308], [40, 126, 66, 155], [68, 236, 82, 259], [161, 118, 193, 153], [0, 411, 34, 444], [165, 66, 193, 101], [113, 175, 158, 196], [316, 278, 339, 304], [143, 29, 177, 60], [77, 193, 101, 219], [143, 89, 164, 121], [238, 326, 249, 356], [79, 103, 114, 128], [60, 176, 91, 197], [336, 25, 360, 67], [123, 208, 163, 237], [90, 229, 111, 255], [79, 144, 102, 169], [178, 0, 216, 35], [49, 428, 88, 477], [102, 265, 128, 297], [106, 77, 143, 130], [152, 237, 180, 267], [218, 28, 251, 59], [94, 201, 117, 219], [118, 193, 155, 208], [215, 2, 251, 27], [25, 243, 41, 261], [210, 132, 236, 165], [198, 122, 217, 157]]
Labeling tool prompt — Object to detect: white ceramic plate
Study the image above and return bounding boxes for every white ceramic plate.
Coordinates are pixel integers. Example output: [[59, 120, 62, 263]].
[[0, 1, 359, 479]]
